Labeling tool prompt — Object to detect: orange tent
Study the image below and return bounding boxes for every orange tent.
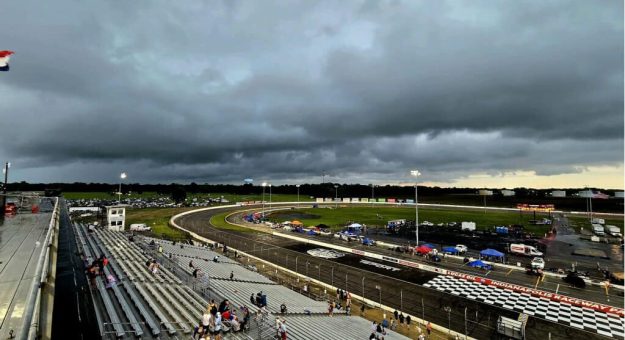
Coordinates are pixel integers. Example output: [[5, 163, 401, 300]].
[[291, 220, 303, 226]]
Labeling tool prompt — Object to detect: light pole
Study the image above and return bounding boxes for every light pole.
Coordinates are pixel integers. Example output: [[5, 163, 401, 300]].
[[261, 182, 267, 217], [296, 184, 300, 208], [118, 172, 127, 204], [371, 184, 375, 207], [269, 183, 272, 208], [410, 170, 421, 246], [1, 162, 10, 217], [334, 185, 338, 208]]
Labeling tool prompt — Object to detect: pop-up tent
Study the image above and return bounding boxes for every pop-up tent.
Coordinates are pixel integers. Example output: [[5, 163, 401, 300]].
[[416, 245, 432, 254], [347, 223, 363, 234], [480, 249, 504, 258], [467, 260, 493, 270], [291, 220, 303, 226], [442, 246, 459, 254]]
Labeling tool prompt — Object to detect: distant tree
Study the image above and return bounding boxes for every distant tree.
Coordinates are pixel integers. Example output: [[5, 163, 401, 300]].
[[170, 186, 187, 203]]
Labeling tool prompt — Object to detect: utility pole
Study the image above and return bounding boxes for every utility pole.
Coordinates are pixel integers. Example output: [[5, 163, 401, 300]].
[[0, 162, 9, 224]]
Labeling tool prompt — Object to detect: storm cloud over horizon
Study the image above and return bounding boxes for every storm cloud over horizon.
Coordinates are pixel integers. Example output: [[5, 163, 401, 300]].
[[0, 0, 623, 188]]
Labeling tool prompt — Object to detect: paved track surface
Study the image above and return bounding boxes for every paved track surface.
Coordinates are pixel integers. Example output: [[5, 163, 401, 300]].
[[175, 206, 621, 340]]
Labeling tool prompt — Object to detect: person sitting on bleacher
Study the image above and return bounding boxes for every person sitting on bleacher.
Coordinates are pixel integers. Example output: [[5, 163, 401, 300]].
[[240, 307, 250, 331], [230, 314, 241, 332], [189, 260, 194, 269], [280, 303, 287, 315], [213, 255, 220, 263], [218, 299, 230, 313]]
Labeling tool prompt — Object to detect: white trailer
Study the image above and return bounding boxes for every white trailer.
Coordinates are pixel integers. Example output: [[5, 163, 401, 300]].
[[509, 243, 543, 257], [461, 221, 476, 231]]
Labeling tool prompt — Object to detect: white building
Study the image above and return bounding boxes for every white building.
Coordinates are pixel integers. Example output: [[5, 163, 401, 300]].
[[479, 190, 493, 196], [615, 192, 624, 198], [551, 190, 566, 197], [105, 205, 128, 231], [501, 190, 515, 197]]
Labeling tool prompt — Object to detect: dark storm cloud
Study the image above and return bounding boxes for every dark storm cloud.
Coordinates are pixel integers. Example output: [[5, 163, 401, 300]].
[[0, 0, 622, 185]]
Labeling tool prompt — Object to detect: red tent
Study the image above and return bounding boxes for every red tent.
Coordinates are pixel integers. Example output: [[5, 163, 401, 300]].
[[416, 245, 432, 255]]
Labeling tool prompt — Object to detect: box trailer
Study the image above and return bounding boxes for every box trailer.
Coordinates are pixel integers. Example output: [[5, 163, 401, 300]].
[[509, 243, 543, 257]]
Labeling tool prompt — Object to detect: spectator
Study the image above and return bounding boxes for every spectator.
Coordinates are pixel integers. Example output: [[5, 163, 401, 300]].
[[278, 319, 287, 340], [213, 255, 220, 263], [370, 321, 378, 334], [426, 322, 432, 335], [406, 315, 411, 327], [213, 312, 223, 340], [209, 300, 217, 316], [381, 318, 389, 329], [345, 291, 352, 307], [390, 318, 396, 330], [240, 306, 250, 331], [201, 310, 211, 337], [218, 299, 230, 313], [250, 294, 255, 306], [105, 274, 116, 289], [230, 271, 234, 280], [393, 310, 399, 320], [189, 260, 194, 269], [328, 301, 335, 316], [193, 268, 199, 278], [280, 303, 288, 315]]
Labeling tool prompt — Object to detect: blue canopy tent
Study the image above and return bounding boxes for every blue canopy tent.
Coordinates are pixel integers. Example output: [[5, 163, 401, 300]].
[[467, 260, 493, 270], [442, 246, 459, 254], [480, 248, 504, 262], [306, 230, 316, 236], [480, 249, 504, 257]]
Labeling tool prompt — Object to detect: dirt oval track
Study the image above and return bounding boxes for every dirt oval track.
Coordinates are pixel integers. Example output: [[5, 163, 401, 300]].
[[174, 206, 612, 340]]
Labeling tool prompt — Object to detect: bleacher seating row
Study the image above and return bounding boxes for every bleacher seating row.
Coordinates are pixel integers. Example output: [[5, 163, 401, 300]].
[[144, 237, 275, 284], [283, 315, 410, 340]]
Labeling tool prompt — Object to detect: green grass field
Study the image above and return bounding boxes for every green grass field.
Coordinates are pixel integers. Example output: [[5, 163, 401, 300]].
[[125, 207, 194, 240], [209, 211, 259, 233], [267, 206, 561, 234]]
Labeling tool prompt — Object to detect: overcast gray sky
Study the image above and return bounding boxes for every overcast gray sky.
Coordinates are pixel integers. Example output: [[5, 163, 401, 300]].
[[1, 0, 623, 188]]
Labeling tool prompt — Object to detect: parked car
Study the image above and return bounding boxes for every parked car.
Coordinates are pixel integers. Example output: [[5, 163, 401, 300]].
[[455, 244, 468, 253], [530, 257, 545, 269], [563, 272, 587, 288]]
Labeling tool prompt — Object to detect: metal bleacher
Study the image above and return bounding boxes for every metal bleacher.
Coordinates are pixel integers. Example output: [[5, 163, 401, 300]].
[[140, 236, 331, 315], [283, 315, 411, 340], [75, 223, 409, 339], [144, 237, 275, 284], [75, 224, 259, 339]]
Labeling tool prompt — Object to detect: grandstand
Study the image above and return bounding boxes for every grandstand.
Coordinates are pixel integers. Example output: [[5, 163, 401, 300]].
[[72, 223, 410, 339]]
